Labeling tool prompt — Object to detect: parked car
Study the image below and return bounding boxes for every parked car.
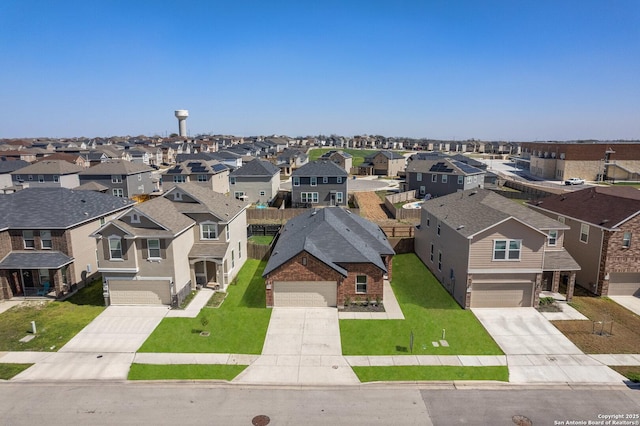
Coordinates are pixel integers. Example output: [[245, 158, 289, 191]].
[[564, 177, 585, 185]]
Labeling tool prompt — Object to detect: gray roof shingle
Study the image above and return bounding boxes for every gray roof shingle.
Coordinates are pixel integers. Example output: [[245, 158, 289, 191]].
[[292, 160, 348, 178], [78, 160, 153, 175], [0, 251, 74, 269], [12, 160, 83, 175], [165, 183, 248, 223], [229, 159, 280, 177]]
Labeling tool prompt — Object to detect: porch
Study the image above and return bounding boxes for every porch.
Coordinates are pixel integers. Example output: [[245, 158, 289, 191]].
[[0, 251, 73, 299], [189, 243, 229, 290], [542, 249, 581, 302]]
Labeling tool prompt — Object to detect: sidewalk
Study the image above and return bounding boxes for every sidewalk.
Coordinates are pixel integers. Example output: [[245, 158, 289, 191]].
[[166, 288, 214, 318], [338, 281, 405, 320]]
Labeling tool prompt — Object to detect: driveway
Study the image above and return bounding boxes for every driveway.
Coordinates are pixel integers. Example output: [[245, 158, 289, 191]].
[[12, 306, 169, 381], [473, 308, 626, 384], [234, 308, 359, 385], [609, 296, 640, 316]]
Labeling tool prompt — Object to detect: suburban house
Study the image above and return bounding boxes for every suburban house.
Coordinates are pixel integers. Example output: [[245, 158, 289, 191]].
[[415, 189, 580, 308], [0, 188, 135, 300], [78, 160, 156, 199], [229, 159, 281, 204], [403, 158, 486, 198], [319, 150, 353, 173], [263, 207, 395, 307], [163, 159, 230, 194], [92, 182, 248, 305], [291, 160, 348, 208], [527, 186, 640, 296], [0, 159, 30, 191], [358, 150, 405, 176], [11, 160, 83, 189], [277, 149, 308, 175]]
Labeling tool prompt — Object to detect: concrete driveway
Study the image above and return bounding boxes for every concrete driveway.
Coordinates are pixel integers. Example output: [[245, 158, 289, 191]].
[[609, 296, 640, 316], [234, 308, 359, 385], [473, 308, 626, 384], [12, 305, 169, 381]]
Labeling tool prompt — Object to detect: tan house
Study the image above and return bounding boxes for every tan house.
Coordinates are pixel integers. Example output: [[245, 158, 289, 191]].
[[163, 159, 230, 194], [319, 150, 353, 173], [93, 182, 248, 305], [0, 188, 134, 300], [358, 150, 405, 176], [415, 189, 580, 308], [527, 186, 640, 296]]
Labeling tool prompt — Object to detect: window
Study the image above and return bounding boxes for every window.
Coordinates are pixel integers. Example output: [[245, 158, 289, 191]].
[[23, 230, 35, 249], [226, 225, 230, 241], [112, 188, 124, 197], [337, 177, 343, 184], [230, 177, 236, 185], [197, 175, 207, 182], [38, 175, 44, 183], [39, 269, 49, 285], [14, 174, 20, 181], [323, 177, 328, 184], [336, 192, 343, 204], [419, 185, 426, 195], [201, 223, 217, 240], [231, 250, 235, 269], [441, 175, 448, 183], [302, 256, 307, 266], [28, 175, 33, 181], [431, 174, 437, 182], [111, 175, 122, 183], [623, 231, 632, 248], [580, 224, 589, 243], [293, 177, 300, 186], [493, 240, 521, 261], [238, 241, 242, 258], [259, 190, 265, 196], [438, 251, 442, 271], [416, 172, 422, 182], [426, 214, 430, 227], [548, 230, 558, 246], [430, 243, 434, 262], [109, 238, 123, 260], [131, 213, 140, 223], [457, 175, 463, 185], [466, 176, 472, 184], [437, 222, 441, 236], [138, 174, 142, 181], [356, 275, 367, 293], [173, 175, 186, 183], [53, 175, 59, 183], [310, 177, 317, 186], [147, 239, 161, 259], [301, 192, 319, 203], [100, 217, 105, 225], [40, 230, 52, 249], [234, 191, 245, 200]]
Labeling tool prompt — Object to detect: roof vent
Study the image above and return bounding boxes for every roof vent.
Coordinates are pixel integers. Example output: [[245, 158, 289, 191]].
[[456, 225, 465, 230], [470, 191, 478, 195]]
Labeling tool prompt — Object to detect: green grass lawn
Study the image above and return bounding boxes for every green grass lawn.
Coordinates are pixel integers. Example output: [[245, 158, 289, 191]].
[[128, 364, 247, 380], [138, 259, 271, 354], [308, 148, 382, 168], [353, 366, 509, 382], [0, 280, 105, 352], [340, 254, 503, 356], [0, 363, 33, 380], [248, 235, 274, 245]]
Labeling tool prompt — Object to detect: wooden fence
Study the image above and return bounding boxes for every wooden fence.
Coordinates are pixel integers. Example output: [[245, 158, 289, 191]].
[[383, 190, 422, 222], [379, 225, 415, 238], [247, 242, 272, 260]]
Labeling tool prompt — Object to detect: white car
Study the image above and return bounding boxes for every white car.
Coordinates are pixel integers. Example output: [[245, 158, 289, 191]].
[[564, 177, 585, 185]]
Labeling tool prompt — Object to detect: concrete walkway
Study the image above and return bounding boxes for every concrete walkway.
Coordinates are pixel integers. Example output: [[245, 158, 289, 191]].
[[166, 288, 214, 318], [233, 308, 360, 385], [338, 280, 405, 320], [609, 295, 640, 316], [0, 300, 24, 315]]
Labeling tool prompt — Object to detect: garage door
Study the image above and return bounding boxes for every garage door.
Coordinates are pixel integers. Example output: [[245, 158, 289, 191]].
[[108, 279, 171, 305], [470, 282, 534, 308], [608, 273, 640, 296], [273, 281, 337, 307]]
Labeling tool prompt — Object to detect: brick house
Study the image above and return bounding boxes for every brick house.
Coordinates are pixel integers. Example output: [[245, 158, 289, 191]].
[[263, 207, 394, 308], [358, 150, 405, 176], [527, 186, 640, 296]]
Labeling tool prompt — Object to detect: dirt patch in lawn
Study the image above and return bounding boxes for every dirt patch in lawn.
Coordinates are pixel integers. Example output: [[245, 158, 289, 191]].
[[552, 295, 640, 354]]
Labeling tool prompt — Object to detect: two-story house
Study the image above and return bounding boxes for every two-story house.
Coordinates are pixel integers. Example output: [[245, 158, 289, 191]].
[[163, 159, 230, 194], [92, 183, 248, 306], [229, 159, 281, 204], [415, 189, 579, 308], [527, 186, 640, 296], [277, 149, 309, 176], [78, 160, 156, 199], [358, 150, 405, 176], [404, 158, 485, 198], [11, 160, 82, 189], [291, 160, 348, 208], [0, 188, 134, 300], [0, 159, 30, 191], [319, 150, 353, 173]]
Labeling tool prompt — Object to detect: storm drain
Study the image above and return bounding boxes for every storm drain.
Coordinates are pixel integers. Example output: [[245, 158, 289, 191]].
[[252, 415, 270, 426], [512, 414, 532, 426]]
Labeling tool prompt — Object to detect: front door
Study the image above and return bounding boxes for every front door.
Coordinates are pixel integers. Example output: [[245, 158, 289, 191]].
[[22, 270, 34, 295]]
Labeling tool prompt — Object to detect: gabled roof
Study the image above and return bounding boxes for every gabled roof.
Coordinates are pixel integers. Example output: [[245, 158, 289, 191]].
[[0, 187, 134, 229], [366, 150, 405, 160], [320, 150, 353, 159], [0, 159, 30, 174], [164, 160, 229, 176], [263, 207, 395, 277], [229, 159, 280, 177], [12, 160, 83, 175], [0, 251, 74, 269], [406, 158, 484, 175], [75, 181, 110, 192], [422, 189, 567, 239], [291, 160, 348, 177], [528, 186, 640, 229], [79, 159, 153, 175], [164, 182, 248, 223]]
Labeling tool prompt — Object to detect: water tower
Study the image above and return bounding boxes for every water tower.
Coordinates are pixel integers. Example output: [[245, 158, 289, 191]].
[[174, 110, 189, 137]]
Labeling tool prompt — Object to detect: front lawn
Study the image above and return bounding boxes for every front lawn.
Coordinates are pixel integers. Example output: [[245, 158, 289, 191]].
[[552, 296, 640, 354], [0, 363, 33, 380], [0, 280, 105, 352], [138, 260, 271, 354], [353, 366, 509, 382], [248, 235, 274, 245], [340, 254, 503, 355], [128, 364, 247, 381]]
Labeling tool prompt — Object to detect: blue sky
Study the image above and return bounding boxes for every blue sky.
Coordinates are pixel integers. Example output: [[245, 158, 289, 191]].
[[1, 0, 638, 140]]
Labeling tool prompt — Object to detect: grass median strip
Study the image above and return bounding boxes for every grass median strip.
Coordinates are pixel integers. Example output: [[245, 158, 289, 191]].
[[128, 364, 247, 381], [352, 366, 509, 382], [0, 363, 33, 380]]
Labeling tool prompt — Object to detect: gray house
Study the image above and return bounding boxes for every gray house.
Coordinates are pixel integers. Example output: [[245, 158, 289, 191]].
[[78, 160, 156, 199], [291, 160, 348, 207], [404, 158, 485, 198], [11, 160, 83, 189], [229, 159, 281, 204]]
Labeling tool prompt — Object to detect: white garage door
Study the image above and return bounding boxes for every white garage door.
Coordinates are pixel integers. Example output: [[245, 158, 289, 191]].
[[273, 281, 337, 307], [470, 282, 534, 308], [608, 273, 640, 296], [108, 279, 171, 305]]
